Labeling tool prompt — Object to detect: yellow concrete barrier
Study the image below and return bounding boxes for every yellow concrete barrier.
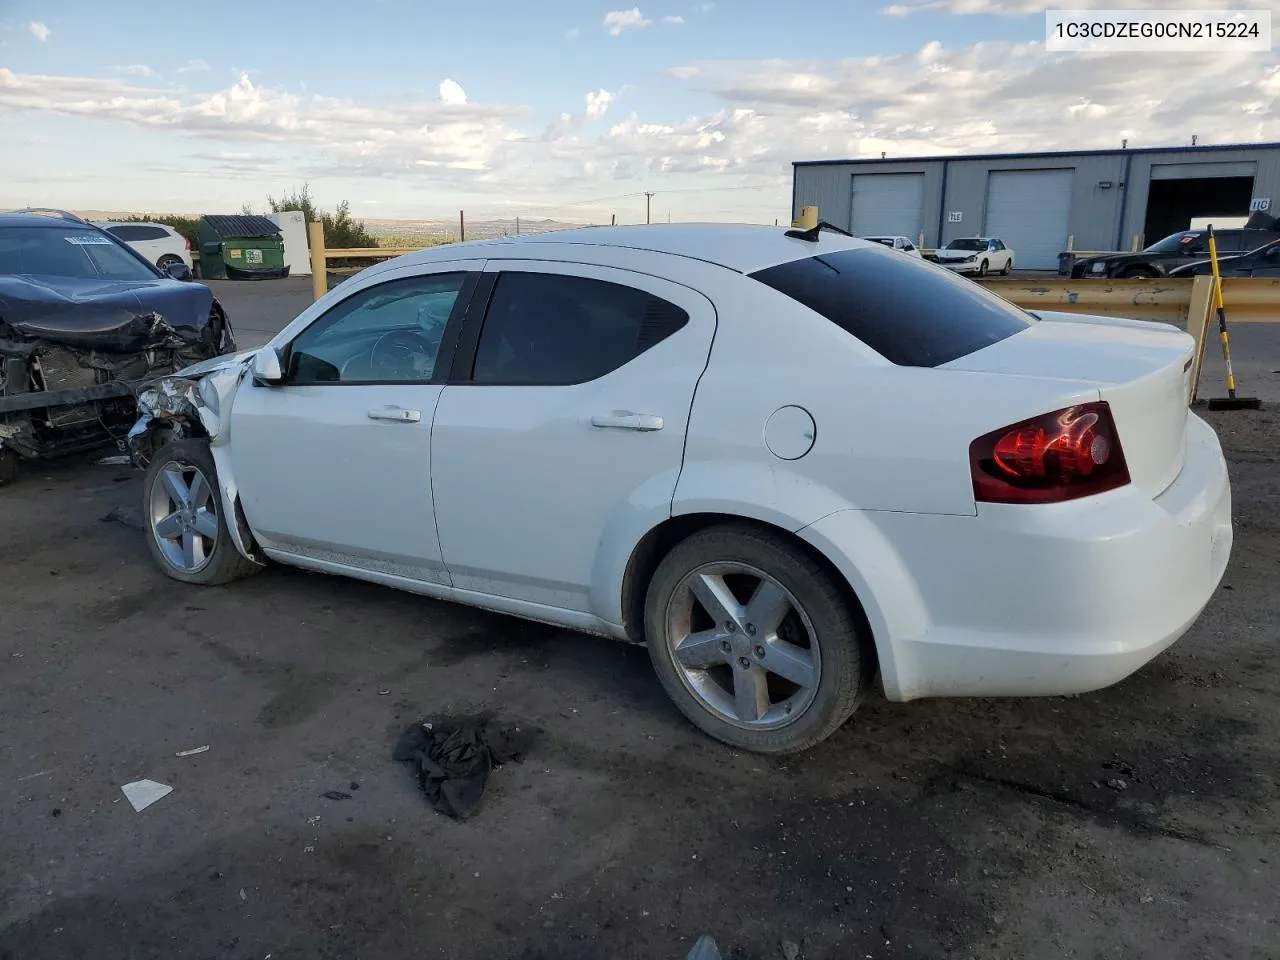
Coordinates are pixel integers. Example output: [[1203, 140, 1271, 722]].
[[978, 277, 1194, 326]]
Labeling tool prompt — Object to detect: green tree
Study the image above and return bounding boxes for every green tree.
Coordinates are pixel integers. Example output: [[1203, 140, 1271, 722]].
[[265, 183, 377, 249]]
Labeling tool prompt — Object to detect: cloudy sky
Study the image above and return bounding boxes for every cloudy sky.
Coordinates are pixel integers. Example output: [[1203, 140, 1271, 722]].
[[1, 0, 1278, 224]]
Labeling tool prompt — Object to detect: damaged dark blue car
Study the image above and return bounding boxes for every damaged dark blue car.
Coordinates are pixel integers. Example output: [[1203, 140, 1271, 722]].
[[0, 209, 235, 482]]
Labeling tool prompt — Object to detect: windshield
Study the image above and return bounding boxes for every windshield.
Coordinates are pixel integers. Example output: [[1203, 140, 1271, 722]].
[[1143, 232, 1205, 254], [944, 239, 986, 251], [0, 225, 159, 280], [749, 244, 1033, 367]]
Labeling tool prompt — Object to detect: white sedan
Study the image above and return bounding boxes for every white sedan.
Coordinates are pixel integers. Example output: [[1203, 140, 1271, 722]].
[[861, 235, 923, 258], [127, 224, 1232, 755], [930, 237, 1014, 276]]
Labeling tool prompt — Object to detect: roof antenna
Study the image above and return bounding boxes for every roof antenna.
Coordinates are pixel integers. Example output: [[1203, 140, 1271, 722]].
[[784, 220, 854, 242]]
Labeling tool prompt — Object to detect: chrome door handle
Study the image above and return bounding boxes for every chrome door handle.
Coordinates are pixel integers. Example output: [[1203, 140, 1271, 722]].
[[590, 412, 664, 432], [367, 406, 421, 423]]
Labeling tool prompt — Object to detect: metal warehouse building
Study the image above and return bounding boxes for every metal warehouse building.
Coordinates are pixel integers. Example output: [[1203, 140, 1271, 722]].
[[792, 142, 1280, 269]]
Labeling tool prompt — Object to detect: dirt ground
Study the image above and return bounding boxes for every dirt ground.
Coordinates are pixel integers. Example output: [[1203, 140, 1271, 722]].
[[1, 407, 1277, 960]]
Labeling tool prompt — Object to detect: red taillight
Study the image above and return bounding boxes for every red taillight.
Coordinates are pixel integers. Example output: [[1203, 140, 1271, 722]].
[[184, 236, 191, 250], [969, 401, 1130, 504]]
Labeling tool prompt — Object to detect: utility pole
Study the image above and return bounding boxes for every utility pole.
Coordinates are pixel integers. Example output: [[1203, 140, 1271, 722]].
[[645, 191, 655, 224], [516, 216, 520, 236], [611, 213, 616, 226], [459, 209, 465, 241]]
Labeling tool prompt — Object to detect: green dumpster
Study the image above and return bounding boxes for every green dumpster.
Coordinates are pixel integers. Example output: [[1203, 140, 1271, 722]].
[[196, 215, 289, 280]]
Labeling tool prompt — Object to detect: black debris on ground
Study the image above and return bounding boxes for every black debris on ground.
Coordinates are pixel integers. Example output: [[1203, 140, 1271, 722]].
[[392, 713, 536, 820]]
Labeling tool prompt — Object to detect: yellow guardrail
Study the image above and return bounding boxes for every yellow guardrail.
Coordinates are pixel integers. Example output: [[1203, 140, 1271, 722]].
[[977, 275, 1279, 402]]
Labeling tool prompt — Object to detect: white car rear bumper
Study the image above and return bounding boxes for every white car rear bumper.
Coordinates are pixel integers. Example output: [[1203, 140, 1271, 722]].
[[805, 413, 1232, 701]]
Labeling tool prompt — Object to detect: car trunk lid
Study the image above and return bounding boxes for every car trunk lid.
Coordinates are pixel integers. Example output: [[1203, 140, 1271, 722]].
[[942, 313, 1194, 498]]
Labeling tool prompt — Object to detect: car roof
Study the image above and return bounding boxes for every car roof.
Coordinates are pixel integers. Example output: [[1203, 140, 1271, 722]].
[[0, 212, 102, 230], [397, 223, 873, 274]]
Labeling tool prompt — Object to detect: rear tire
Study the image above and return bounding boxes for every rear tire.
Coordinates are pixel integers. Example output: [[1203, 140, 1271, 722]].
[[644, 523, 871, 754], [1001, 258, 1013, 276], [142, 439, 260, 586], [1119, 266, 1157, 279], [157, 254, 183, 270]]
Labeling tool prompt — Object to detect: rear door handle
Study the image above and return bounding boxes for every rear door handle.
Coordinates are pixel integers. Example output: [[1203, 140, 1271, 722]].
[[590, 412, 664, 432], [367, 406, 421, 423]]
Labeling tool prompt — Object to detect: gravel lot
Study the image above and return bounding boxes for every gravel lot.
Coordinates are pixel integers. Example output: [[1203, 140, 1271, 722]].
[[3, 275, 1279, 958], [1, 402, 1277, 960]]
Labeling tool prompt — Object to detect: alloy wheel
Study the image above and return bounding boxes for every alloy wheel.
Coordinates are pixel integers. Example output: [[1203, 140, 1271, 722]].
[[148, 461, 219, 573], [664, 561, 821, 730]]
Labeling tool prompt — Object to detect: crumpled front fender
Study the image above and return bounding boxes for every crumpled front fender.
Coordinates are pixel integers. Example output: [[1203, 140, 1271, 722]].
[[128, 351, 261, 564]]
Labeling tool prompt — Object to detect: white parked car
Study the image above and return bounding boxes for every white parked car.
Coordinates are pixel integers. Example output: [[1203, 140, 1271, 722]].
[[930, 237, 1014, 276], [127, 224, 1232, 755], [861, 235, 923, 258], [94, 220, 193, 273]]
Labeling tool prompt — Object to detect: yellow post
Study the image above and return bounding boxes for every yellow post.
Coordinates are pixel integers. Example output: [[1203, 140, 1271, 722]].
[[1066, 235, 1074, 253], [1132, 234, 1142, 252], [792, 206, 818, 229], [1186, 275, 1216, 404], [308, 221, 327, 302]]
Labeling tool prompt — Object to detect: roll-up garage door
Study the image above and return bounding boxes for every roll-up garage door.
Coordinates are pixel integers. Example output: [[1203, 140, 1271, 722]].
[[983, 169, 1073, 270], [850, 173, 925, 239]]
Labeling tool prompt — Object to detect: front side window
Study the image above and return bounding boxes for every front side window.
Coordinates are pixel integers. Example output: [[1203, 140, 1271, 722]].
[[286, 272, 466, 384], [749, 244, 1033, 367], [0, 226, 157, 280], [471, 272, 689, 385]]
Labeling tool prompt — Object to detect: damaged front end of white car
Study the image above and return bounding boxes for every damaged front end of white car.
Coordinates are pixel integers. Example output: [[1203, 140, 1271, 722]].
[[127, 348, 265, 564]]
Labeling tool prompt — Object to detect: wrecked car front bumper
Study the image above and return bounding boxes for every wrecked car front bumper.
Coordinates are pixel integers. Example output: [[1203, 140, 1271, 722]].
[[0, 310, 235, 464]]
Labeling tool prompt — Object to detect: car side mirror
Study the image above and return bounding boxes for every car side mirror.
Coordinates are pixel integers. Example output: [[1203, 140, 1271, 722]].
[[165, 261, 193, 282], [251, 348, 286, 386]]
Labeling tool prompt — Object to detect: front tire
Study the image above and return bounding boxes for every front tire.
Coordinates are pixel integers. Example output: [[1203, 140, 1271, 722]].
[[977, 259, 989, 277], [142, 439, 260, 586], [644, 524, 871, 754]]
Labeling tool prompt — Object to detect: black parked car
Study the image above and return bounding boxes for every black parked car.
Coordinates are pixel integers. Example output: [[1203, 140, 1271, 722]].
[[1168, 238, 1280, 278], [1068, 227, 1280, 279], [0, 209, 235, 482]]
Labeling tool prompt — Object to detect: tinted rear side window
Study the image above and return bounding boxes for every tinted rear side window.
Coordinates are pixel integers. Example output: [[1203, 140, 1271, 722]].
[[472, 272, 689, 385], [748, 245, 1033, 367]]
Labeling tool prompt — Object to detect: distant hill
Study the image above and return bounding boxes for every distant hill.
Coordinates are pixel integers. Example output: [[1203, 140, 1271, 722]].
[[70, 210, 593, 245]]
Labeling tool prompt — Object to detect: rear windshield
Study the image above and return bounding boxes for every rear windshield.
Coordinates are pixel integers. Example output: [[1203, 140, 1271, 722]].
[[748, 244, 1033, 367], [0, 226, 157, 280]]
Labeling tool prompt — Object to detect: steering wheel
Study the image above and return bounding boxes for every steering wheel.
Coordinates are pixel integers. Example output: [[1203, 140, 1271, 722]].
[[369, 329, 439, 380]]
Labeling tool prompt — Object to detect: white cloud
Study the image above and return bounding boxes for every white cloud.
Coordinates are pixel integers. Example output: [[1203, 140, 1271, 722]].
[[2, 40, 1278, 219], [695, 2, 714, 10], [567, 26, 581, 39], [662, 14, 685, 24], [438, 78, 467, 105], [603, 7, 651, 34], [28, 21, 50, 42], [585, 89, 615, 118], [177, 59, 210, 74], [116, 64, 155, 78]]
